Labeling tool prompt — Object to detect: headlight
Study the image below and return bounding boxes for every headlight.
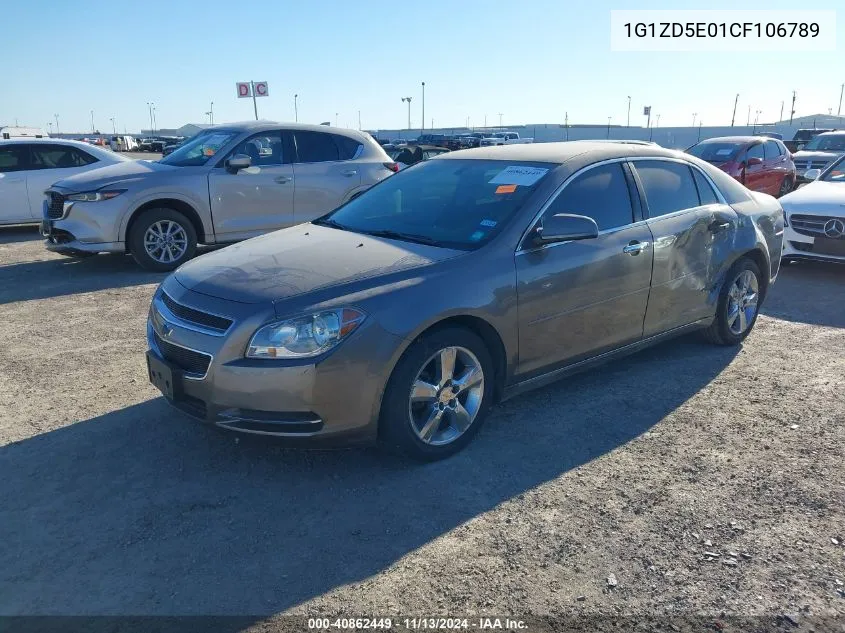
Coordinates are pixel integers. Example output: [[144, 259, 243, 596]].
[[67, 190, 125, 202], [246, 308, 366, 359]]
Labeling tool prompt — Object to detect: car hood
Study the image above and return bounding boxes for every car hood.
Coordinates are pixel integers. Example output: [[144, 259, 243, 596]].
[[174, 224, 464, 304], [50, 159, 184, 191], [791, 150, 843, 161], [780, 181, 845, 212]]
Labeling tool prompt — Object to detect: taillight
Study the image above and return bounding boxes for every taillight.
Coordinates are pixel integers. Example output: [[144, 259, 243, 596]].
[[384, 162, 400, 173]]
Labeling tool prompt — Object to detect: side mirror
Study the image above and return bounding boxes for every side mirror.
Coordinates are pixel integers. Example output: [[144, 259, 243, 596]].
[[534, 213, 599, 245], [225, 154, 251, 173], [803, 168, 821, 181], [746, 157, 763, 167]]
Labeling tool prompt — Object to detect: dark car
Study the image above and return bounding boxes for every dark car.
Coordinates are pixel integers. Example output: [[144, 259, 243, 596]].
[[784, 128, 834, 153], [790, 131, 845, 186], [687, 136, 795, 197], [393, 144, 450, 168], [146, 141, 783, 459]]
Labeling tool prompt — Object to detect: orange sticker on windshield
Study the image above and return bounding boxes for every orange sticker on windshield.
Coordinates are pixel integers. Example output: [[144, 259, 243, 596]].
[[495, 184, 517, 194]]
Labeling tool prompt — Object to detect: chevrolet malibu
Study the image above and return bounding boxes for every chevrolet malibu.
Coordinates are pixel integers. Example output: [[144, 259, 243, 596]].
[[146, 142, 784, 460]]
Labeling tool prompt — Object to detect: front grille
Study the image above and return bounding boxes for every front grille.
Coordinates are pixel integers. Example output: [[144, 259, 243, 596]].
[[790, 214, 844, 238], [161, 291, 233, 332], [794, 159, 831, 171], [47, 193, 65, 219], [790, 240, 845, 257], [153, 330, 211, 376]]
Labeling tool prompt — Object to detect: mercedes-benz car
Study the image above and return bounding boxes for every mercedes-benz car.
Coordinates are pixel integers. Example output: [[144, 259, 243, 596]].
[[146, 142, 784, 460], [42, 122, 397, 271], [781, 154, 845, 264]]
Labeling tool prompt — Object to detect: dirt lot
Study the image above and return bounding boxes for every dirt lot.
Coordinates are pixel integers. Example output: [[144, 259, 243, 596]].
[[0, 226, 843, 628]]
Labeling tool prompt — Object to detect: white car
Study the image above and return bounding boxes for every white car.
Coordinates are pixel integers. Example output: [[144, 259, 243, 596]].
[[781, 154, 845, 264], [0, 139, 129, 226]]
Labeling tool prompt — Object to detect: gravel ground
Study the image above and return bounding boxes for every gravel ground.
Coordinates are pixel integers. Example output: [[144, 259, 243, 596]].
[[0, 226, 843, 628]]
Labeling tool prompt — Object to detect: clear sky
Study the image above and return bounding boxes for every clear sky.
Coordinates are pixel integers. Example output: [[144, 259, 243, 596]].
[[2, 0, 842, 133]]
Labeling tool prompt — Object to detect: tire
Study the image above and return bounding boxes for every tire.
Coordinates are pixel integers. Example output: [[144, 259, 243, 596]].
[[778, 176, 793, 197], [702, 258, 763, 346], [379, 327, 495, 461], [128, 208, 197, 272]]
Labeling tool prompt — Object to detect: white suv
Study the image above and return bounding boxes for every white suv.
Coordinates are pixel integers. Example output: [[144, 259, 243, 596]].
[[42, 122, 397, 270]]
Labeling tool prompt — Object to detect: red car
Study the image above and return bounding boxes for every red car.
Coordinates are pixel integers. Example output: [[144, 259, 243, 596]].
[[687, 136, 796, 197]]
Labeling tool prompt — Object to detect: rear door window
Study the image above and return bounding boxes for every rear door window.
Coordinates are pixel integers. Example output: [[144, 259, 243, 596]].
[[763, 140, 783, 158], [691, 169, 720, 205], [633, 160, 702, 217], [29, 145, 98, 169], [294, 131, 340, 163], [333, 135, 364, 160]]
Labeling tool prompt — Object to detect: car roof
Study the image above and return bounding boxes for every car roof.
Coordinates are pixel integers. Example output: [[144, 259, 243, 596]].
[[204, 120, 373, 141], [815, 130, 845, 136], [437, 140, 685, 164], [693, 136, 765, 144]]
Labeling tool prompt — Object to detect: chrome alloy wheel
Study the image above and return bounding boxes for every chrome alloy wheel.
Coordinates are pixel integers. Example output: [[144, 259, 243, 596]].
[[727, 269, 759, 335], [144, 220, 188, 264], [408, 346, 485, 446]]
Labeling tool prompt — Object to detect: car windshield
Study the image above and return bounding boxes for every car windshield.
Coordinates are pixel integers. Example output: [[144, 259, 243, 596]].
[[687, 141, 742, 162], [802, 135, 845, 151], [316, 159, 554, 250], [821, 156, 845, 182], [159, 131, 237, 167]]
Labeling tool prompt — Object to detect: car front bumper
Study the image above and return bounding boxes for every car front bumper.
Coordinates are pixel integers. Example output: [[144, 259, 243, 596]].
[[41, 193, 125, 253], [782, 225, 845, 263], [145, 277, 405, 445]]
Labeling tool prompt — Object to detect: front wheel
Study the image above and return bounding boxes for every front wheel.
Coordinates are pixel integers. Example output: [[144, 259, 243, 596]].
[[702, 258, 762, 346], [379, 327, 495, 461], [128, 208, 197, 272], [778, 176, 793, 197]]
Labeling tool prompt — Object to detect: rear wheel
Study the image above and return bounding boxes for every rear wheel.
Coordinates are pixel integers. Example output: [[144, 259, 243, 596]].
[[379, 327, 495, 461], [702, 258, 762, 346], [778, 175, 793, 197], [128, 208, 197, 272]]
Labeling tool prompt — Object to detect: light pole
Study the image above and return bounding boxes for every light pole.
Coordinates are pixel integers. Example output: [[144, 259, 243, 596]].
[[54, 114, 60, 136], [205, 110, 213, 124], [780, 101, 784, 123], [152, 107, 157, 134], [401, 97, 412, 129], [498, 113, 503, 127], [90, 110, 94, 134], [731, 93, 739, 127], [656, 114, 661, 127], [110, 117, 116, 134], [747, 105, 751, 126], [606, 116, 612, 138], [627, 96, 631, 127], [421, 81, 425, 134], [335, 112, 339, 127], [790, 90, 796, 125], [838, 83, 844, 119], [146, 102, 155, 134], [692, 112, 697, 127], [564, 112, 569, 140], [48, 122, 53, 135], [294, 94, 298, 122], [210, 101, 214, 125]]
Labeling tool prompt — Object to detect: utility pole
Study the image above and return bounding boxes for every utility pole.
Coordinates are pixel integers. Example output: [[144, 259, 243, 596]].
[[627, 96, 631, 127], [294, 94, 298, 122], [210, 101, 214, 125], [692, 112, 697, 127], [607, 116, 612, 139], [838, 83, 844, 118], [421, 82, 425, 133], [54, 114, 60, 136], [498, 113, 503, 127], [110, 117, 116, 134], [401, 97, 412, 129], [564, 112, 569, 140], [790, 90, 796, 125], [90, 110, 94, 134], [731, 93, 739, 126]]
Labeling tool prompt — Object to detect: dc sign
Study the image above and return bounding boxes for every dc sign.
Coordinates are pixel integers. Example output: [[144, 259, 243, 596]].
[[236, 81, 269, 120]]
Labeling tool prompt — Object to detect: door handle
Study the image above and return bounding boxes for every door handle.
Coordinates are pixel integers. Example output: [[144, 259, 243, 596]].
[[274, 176, 292, 184], [342, 169, 358, 177], [623, 241, 650, 255], [709, 220, 731, 233]]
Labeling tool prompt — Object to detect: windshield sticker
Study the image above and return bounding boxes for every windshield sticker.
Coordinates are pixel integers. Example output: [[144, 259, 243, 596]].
[[469, 231, 485, 241], [480, 219, 497, 228], [715, 148, 733, 156], [489, 166, 549, 186], [495, 184, 517, 194], [201, 134, 233, 155]]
